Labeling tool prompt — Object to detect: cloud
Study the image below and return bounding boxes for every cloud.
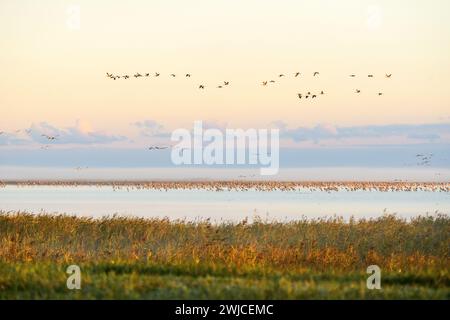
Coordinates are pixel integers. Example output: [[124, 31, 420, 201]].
[[0, 132, 30, 145], [272, 121, 450, 144], [1, 120, 126, 145], [202, 120, 228, 131], [132, 120, 170, 138]]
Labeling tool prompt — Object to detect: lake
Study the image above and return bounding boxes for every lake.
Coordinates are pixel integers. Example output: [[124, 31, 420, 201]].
[[1, 185, 448, 222]]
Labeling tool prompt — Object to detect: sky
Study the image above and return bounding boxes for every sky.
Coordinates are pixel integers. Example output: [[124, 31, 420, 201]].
[[0, 0, 450, 169]]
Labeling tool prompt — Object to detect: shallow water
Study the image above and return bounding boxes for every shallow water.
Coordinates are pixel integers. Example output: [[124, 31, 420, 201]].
[[0, 186, 449, 222]]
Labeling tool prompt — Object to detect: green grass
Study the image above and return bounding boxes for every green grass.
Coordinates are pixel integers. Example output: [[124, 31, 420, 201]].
[[0, 212, 448, 299]]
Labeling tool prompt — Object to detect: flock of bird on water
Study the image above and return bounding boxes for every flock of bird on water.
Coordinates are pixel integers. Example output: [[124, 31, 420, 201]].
[[105, 71, 392, 98], [1, 180, 449, 193]]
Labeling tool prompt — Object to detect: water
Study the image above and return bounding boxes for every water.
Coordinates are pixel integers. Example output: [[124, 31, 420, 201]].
[[1, 166, 450, 182], [0, 186, 448, 222]]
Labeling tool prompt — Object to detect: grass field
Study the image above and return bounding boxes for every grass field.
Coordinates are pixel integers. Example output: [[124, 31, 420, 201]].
[[0, 212, 448, 299]]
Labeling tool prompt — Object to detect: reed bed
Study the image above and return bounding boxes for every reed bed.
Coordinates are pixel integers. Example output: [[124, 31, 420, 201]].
[[0, 212, 448, 299]]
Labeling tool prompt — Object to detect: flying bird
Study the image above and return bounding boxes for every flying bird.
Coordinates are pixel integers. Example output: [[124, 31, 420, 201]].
[[297, 93, 302, 99], [217, 85, 223, 88], [295, 72, 301, 77], [368, 74, 374, 78], [224, 81, 229, 86], [155, 72, 160, 77], [145, 73, 150, 77], [199, 85, 205, 89], [41, 134, 58, 140], [269, 80, 276, 83], [313, 72, 319, 76], [320, 91, 324, 95], [312, 95, 317, 98], [170, 74, 176, 77], [378, 92, 383, 96], [385, 74, 392, 78], [262, 81, 268, 86], [186, 74, 191, 77], [148, 146, 168, 150], [349, 74, 356, 77], [356, 89, 361, 93], [278, 74, 284, 77]]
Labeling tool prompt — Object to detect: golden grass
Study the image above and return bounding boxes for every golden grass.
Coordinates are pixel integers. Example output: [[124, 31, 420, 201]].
[[0, 211, 448, 299], [1, 212, 448, 273]]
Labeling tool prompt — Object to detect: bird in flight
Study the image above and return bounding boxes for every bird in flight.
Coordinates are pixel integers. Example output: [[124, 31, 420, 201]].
[[170, 74, 176, 77], [262, 81, 268, 86], [269, 80, 276, 83], [313, 72, 319, 76], [123, 75, 130, 79], [378, 92, 383, 96], [199, 85, 205, 89], [41, 134, 58, 140], [295, 72, 301, 77], [312, 95, 317, 98], [278, 74, 284, 77], [145, 73, 150, 77], [186, 74, 191, 77], [356, 89, 361, 93], [224, 81, 230, 86], [217, 85, 223, 88], [155, 72, 160, 77], [349, 74, 356, 77], [297, 93, 302, 99], [385, 74, 392, 78], [368, 74, 374, 78], [320, 91, 324, 95], [134, 73, 142, 78], [148, 146, 168, 150]]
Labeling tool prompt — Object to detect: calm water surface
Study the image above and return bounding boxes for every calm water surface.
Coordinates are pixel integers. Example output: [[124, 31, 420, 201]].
[[0, 186, 449, 222]]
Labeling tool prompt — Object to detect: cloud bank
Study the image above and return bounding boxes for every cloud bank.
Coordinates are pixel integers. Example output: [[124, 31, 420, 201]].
[[271, 122, 450, 144], [0, 120, 126, 145]]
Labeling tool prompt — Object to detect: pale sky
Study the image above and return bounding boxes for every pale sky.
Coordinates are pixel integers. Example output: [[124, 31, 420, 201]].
[[1, 0, 450, 147]]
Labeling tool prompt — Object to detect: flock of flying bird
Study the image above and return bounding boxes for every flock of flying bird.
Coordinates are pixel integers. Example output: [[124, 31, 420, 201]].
[[416, 153, 434, 166], [106, 71, 393, 98], [2, 72, 441, 172]]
